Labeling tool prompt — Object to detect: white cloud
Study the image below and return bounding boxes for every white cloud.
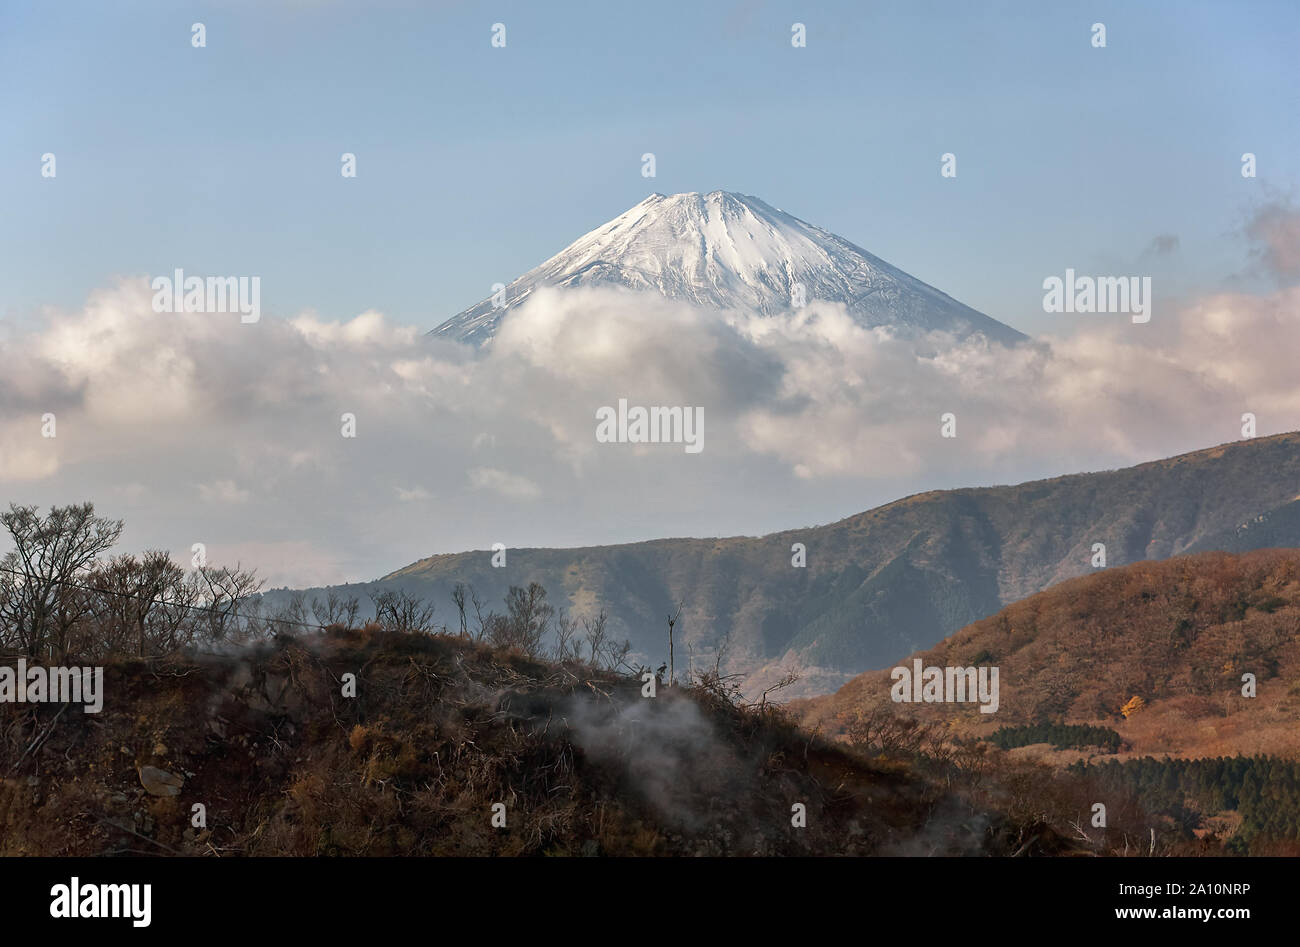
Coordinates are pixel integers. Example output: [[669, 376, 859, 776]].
[[199, 480, 252, 504], [0, 428, 58, 481], [2, 276, 1298, 585], [468, 467, 541, 501]]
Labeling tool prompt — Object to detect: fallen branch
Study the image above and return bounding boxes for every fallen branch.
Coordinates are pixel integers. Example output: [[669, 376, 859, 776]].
[[7, 703, 69, 775]]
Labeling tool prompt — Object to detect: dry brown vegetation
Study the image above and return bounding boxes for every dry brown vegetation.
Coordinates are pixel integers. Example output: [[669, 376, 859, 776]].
[[800, 548, 1300, 760], [785, 548, 1300, 855], [0, 627, 1070, 856]]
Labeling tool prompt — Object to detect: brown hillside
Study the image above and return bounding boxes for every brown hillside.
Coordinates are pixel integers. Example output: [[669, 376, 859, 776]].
[[799, 549, 1300, 762], [0, 628, 1060, 856]]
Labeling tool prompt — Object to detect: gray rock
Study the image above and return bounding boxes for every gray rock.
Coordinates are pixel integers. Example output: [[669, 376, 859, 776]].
[[138, 765, 183, 797]]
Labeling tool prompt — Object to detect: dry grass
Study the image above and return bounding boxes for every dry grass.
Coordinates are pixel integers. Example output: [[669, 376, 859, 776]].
[[0, 627, 1048, 856]]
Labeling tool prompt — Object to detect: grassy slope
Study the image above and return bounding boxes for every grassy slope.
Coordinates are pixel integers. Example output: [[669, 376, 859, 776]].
[[0, 629, 1060, 856], [797, 548, 1300, 763]]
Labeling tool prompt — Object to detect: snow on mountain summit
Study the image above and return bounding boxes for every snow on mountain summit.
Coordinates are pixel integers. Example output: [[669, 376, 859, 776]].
[[432, 190, 1025, 346]]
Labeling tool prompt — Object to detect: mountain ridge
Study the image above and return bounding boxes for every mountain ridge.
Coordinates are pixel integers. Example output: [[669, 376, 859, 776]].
[[274, 432, 1300, 698]]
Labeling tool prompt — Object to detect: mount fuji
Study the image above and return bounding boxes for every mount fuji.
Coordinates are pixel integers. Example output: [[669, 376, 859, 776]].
[[431, 190, 1026, 346]]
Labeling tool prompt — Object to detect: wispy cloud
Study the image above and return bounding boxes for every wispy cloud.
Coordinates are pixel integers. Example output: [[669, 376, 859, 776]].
[[468, 467, 541, 501], [1245, 198, 1300, 281]]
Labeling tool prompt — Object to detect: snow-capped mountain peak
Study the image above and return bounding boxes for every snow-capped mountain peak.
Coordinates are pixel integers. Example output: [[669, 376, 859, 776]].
[[432, 190, 1024, 345]]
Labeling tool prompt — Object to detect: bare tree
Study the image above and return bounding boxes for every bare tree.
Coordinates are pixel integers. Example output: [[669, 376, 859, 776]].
[[489, 582, 552, 656], [311, 590, 360, 629], [606, 637, 633, 672], [195, 564, 264, 643], [551, 611, 580, 661], [151, 568, 199, 652], [666, 599, 683, 687], [755, 669, 800, 708], [582, 609, 609, 665], [468, 585, 495, 642], [369, 588, 436, 635], [578, 609, 631, 670], [0, 503, 123, 658], [89, 550, 185, 656], [451, 583, 469, 639], [271, 590, 311, 633]]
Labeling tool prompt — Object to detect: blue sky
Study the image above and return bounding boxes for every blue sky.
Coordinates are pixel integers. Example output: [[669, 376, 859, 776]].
[[1, 1, 1299, 585], [3, 0, 1296, 336]]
